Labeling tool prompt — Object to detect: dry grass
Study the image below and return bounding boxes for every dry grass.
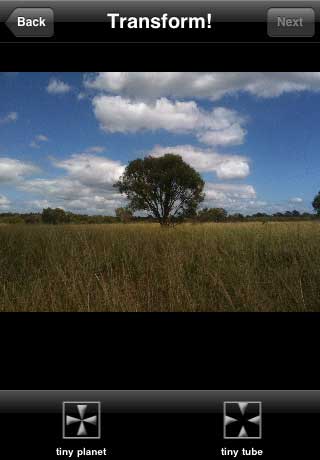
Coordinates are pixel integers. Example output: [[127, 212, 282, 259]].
[[0, 222, 319, 311]]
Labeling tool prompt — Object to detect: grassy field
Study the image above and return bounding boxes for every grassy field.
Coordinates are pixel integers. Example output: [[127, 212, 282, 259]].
[[0, 221, 319, 311]]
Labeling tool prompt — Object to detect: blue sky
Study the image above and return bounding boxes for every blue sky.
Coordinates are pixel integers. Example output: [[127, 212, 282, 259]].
[[1, 72, 320, 215]]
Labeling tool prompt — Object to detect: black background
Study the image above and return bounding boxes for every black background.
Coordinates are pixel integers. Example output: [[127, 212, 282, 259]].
[[1, 411, 318, 458], [0, 314, 318, 458], [0, 41, 318, 69], [1, 21, 319, 43], [0, 24, 319, 460]]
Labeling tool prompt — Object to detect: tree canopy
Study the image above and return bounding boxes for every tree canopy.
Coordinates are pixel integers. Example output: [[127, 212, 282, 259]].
[[114, 154, 205, 225], [198, 207, 227, 222], [312, 191, 320, 215], [41, 208, 70, 225]]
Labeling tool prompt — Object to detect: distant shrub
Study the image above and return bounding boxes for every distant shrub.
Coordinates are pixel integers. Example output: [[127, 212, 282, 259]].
[[23, 214, 42, 224], [0, 215, 24, 224], [198, 207, 228, 222], [115, 207, 133, 223], [41, 208, 71, 225]]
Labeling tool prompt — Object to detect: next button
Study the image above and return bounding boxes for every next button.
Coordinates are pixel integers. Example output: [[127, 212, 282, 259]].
[[268, 8, 315, 37]]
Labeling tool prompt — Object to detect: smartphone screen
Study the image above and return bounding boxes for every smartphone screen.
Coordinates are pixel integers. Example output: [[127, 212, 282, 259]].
[[0, 1, 318, 457]]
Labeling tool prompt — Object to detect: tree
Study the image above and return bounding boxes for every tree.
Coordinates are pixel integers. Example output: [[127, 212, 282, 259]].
[[23, 213, 41, 224], [0, 214, 24, 224], [252, 212, 268, 218], [114, 154, 205, 225], [198, 207, 228, 222], [229, 213, 244, 222], [115, 207, 133, 223], [312, 191, 320, 215], [41, 208, 70, 225]]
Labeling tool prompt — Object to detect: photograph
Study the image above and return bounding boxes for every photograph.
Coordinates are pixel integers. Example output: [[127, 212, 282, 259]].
[[1, 72, 320, 311]]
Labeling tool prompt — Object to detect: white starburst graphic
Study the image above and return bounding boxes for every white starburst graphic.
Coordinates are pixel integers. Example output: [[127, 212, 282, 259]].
[[63, 402, 101, 439], [66, 404, 97, 436], [224, 401, 262, 439]]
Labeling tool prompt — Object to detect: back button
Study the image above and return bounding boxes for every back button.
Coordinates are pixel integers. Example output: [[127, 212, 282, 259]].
[[6, 8, 54, 38]]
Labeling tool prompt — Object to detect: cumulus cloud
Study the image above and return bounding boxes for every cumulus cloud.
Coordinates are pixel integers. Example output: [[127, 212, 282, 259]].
[[0, 112, 18, 124], [22, 177, 124, 214], [93, 96, 246, 146], [205, 183, 256, 201], [198, 123, 245, 146], [53, 153, 125, 188], [289, 197, 303, 203], [202, 183, 266, 213], [62, 195, 123, 212], [28, 199, 51, 209], [77, 92, 87, 101], [0, 157, 38, 183], [0, 195, 10, 209], [85, 72, 320, 100], [21, 153, 126, 214], [149, 145, 250, 179], [46, 78, 71, 94], [22, 177, 85, 198], [202, 183, 306, 215], [30, 134, 49, 148], [36, 134, 48, 142]]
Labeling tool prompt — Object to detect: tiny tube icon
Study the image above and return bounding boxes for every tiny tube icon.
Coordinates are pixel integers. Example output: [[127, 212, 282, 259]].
[[224, 402, 262, 439]]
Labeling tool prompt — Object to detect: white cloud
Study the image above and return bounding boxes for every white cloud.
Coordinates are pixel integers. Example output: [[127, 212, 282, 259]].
[[28, 199, 51, 209], [62, 195, 123, 212], [203, 182, 265, 213], [205, 183, 256, 201], [21, 153, 126, 214], [215, 160, 250, 180], [46, 78, 71, 94], [22, 177, 91, 199], [0, 195, 10, 209], [85, 72, 320, 100], [30, 134, 49, 148], [0, 112, 18, 124], [93, 96, 246, 146], [93, 96, 199, 133], [149, 145, 250, 179], [22, 176, 124, 214], [36, 134, 48, 142], [202, 183, 310, 215], [0, 157, 38, 183], [77, 92, 87, 101], [198, 123, 246, 146], [289, 197, 303, 203], [53, 153, 125, 188]]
